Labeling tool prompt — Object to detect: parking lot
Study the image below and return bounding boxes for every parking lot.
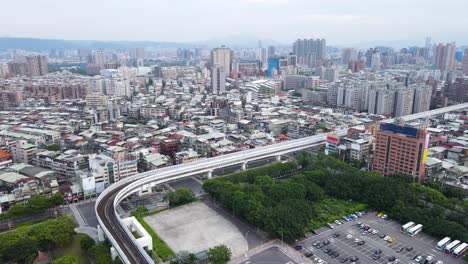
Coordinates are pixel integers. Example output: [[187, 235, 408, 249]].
[[297, 212, 461, 264]]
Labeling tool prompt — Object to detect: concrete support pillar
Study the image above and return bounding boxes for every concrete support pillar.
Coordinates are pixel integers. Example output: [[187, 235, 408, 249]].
[[276, 155, 282, 162], [97, 225, 105, 242], [110, 247, 118, 261], [241, 162, 247, 171], [207, 170, 213, 179]]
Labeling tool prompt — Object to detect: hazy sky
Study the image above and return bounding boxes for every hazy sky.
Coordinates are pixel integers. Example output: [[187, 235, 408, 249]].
[[2, 0, 468, 46]]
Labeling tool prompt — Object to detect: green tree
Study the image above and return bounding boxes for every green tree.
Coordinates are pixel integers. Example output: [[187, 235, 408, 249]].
[[0, 237, 38, 263], [207, 245, 232, 264], [46, 144, 61, 151], [167, 188, 196, 207], [28, 195, 50, 213], [7, 203, 29, 218], [170, 250, 197, 264], [80, 234, 96, 252], [90, 244, 112, 264], [52, 256, 78, 264], [49, 193, 65, 207], [29, 215, 77, 250]]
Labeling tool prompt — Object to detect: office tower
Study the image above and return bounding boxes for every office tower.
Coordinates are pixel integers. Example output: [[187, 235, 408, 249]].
[[283, 75, 306, 91], [368, 88, 395, 116], [94, 51, 108, 66], [433, 43, 456, 71], [267, 56, 280, 77], [26, 55, 48, 76], [462, 49, 468, 75], [211, 46, 233, 76], [268, 46, 275, 57], [372, 123, 428, 182], [342, 48, 357, 65], [129, 47, 145, 59], [394, 88, 415, 117], [412, 86, 432, 114], [211, 64, 225, 94], [292, 38, 326, 66]]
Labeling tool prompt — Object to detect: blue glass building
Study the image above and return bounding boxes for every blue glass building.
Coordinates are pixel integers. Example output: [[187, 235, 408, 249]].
[[267, 56, 280, 77]]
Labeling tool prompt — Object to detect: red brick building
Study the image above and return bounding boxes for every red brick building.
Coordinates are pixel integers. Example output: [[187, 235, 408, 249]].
[[372, 123, 429, 182]]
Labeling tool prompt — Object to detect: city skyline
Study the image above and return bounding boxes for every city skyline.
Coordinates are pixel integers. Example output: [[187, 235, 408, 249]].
[[1, 0, 468, 47]]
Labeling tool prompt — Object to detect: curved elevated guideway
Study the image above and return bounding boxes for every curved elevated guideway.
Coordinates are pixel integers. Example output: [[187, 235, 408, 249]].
[[96, 103, 468, 264]]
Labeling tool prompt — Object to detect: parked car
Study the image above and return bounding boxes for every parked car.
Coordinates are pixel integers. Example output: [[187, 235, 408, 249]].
[[332, 252, 340, 258], [354, 238, 360, 243], [375, 249, 382, 255], [414, 256, 423, 262], [294, 245, 302, 250], [304, 251, 313, 258], [361, 231, 369, 236], [372, 229, 379, 235], [346, 234, 353, 239], [312, 241, 320, 247], [323, 248, 332, 254], [384, 236, 391, 241], [332, 232, 340, 238], [323, 240, 330, 245], [357, 241, 365, 245], [395, 247, 404, 253], [406, 246, 414, 251], [372, 254, 381, 260], [350, 256, 359, 262], [379, 234, 386, 239], [335, 220, 343, 225], [339, 257, 348, 263], [388, 256, 396, 262], [388, 237, 396, 243], [326, 223, 334, 229]]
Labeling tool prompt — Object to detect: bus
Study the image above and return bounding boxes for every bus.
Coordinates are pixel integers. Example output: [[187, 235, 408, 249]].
[[452, 243, 467, 258], [436, 237, 451, 250], [444, 240, 461, 254], [407, 224, 423, 236], [401, 222, 415, 233]]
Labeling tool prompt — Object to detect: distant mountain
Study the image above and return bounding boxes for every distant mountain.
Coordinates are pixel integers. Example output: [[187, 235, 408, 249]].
[[0, 37, 192, 51], [192, 33, 285, 48]]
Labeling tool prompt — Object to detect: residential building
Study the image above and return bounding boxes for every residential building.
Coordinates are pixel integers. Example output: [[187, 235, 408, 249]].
[[26, 55, 48, 76], [211, 64, 226, 94], [11, 140, 38, 164], [292, 38, 326, 66], [211, 46, 233, 76], [433, 42, 456, 71]]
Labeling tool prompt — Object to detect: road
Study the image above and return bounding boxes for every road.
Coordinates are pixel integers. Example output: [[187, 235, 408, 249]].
[[95, 103, 468, 264]]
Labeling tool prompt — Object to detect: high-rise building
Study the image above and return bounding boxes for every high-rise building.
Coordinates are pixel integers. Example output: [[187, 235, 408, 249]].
[[78, 48, 91, 61], [7, 62, 27, 76], [94, 51, 108, 66], [433, 43, 456, 71], [129, 47, 145, 59], [394, 88, 415, 117], [444, 77, 468, 103], [292, 38, 326, 66], [26, 55, 48, 76], [267, 56, 280, 77], [211, 64, 226, 94], [368, 88, 396, 116], [342, 48, 357, 66], [211, 46, 233, 76], [462, 49, 468, 76], [372, 123, 428, 182], [288, 54, 297, 67], [412, 86, 432, 113], [267, 46, 276, 57], [260, 48, 268, 66]]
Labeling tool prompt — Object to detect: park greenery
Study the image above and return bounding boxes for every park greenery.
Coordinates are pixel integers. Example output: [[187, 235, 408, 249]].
[[167, 188, 197, 207], [0, 215, 77, 263], [133, 214, 175, 262], [203, 152, 468, 242], [0, 193, 64, 221]]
